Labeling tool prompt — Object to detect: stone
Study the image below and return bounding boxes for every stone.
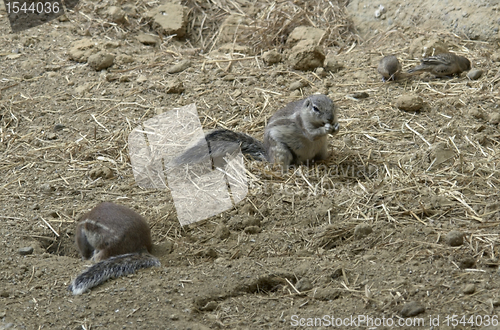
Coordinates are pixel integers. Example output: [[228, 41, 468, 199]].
[[288, 40, 325, 71], [400, 301, 425, 317], [18, 247, 34, 255], [87, 52, 115, 71], [107, 6, 127, 24], [445, 230, 464, 247], [262, 50, 282, 65], [68, 38, 97, 63], [146, 3, 189, 38], [395, 95, 423, 112], [467, 69, 483, 80], [167, 60, 191, 74], [354, 224, 372, 239], [136, 33, 160, 46]]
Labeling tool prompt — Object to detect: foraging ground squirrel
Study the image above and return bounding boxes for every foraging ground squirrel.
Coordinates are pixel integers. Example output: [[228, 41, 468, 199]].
[[68, 202, 160, 295], [171, 94, 339, 168], [407, 52, 471, 77]]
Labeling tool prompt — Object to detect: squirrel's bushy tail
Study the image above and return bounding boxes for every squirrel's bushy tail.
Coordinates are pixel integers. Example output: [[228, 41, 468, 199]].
[[170, 129, 267, 167], [69, 253, 160, 295]]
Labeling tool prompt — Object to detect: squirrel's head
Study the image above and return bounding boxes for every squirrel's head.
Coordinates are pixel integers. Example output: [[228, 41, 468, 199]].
[[304, 95, 339, 134]]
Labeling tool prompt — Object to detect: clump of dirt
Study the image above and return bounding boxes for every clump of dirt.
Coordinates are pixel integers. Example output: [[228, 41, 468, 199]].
[[1, 0, 500, 329]]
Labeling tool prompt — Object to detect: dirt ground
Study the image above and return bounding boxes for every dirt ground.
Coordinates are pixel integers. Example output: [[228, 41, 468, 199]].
[[1, 0, 500, 329]]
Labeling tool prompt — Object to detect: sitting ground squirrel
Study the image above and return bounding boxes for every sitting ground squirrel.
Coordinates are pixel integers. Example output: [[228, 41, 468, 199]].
[[171, 94, 339, 168], [68, 202, 160, 295]]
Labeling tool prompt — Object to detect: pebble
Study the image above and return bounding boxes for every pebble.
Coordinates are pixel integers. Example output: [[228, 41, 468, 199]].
[[445, 230, 464, 247], [289, 80, 307, 91], [87, 52, 115, 71], [354, 223, 372, 239], [262, 50, 282, 65], [467, 69, 483, 80], [459, 257, 476, 269], [488, 112, 500, 125], [395, 95, 424, 112], [18, 247, 34, 255], [244, 226, 261, 234], [136, 33, 160, 46], [40, 183, 55, 193], [295, 277, 313, 292], [463, 283, 475, 294], [349, 91, 369, 99], [400, 301, 425, 317], [215, 224, 230, 240], [167, 59, 191, 74]]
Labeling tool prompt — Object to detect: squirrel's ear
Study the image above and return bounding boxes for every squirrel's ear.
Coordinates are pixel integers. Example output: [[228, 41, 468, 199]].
[[304, 98, 311, 108]]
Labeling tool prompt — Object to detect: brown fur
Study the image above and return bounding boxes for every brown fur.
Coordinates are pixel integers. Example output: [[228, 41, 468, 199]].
[[76, 202, 153, 261]]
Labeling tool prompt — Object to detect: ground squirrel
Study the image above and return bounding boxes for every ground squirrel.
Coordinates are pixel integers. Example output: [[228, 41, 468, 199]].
[[378, 55, 402, 81], [68, 202, 160, 295], [171, 94, 339, 168], [407, 52, 471, 77]]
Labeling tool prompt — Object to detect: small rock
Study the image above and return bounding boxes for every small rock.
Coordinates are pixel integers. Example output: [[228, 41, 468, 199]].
[[167, 60, 191, 74], [295, 277, 313, 292], [107, 6, 127, 24], [445, 230, 464, 247], [45, 132, 58, 140], [459, 257, 476, 269], [106, 74, 119, 82], [137, 75, 148, 83], [395, 95, 424, 112], [400, 301, 425, 317], [146, 3, 189, 38], [119, 75, 132, 83], [115, 54, 135, 65], [463, 284, 475, 294], [136, 33, 160, 46], [40, 183, 55, 193], [53, 124, 65, 131], [164, 79, 184, 94], [196, 247, 218, 258], [89, 166, 113, 180], [288, 40, 325, 71], [0, 291, 9, 298], [58, 14, 69, 22], [87, 52, 115, 71], [229, 215, 259, 230], [488, 112, 500, 125], [467, 69, 483, 80], [289, 80, 307, 91], [18, 247, 34, 255], [354, 223, 372, 239], [315, 67, 327, 78], [262, 50, 282, 65], [349, 91, 369, 99], [324, 55, 343, 72], [244, 226, 261, 234], [313, 287, 341, 301], [68, 38, 97, 63], [215, 224, 230, 240]]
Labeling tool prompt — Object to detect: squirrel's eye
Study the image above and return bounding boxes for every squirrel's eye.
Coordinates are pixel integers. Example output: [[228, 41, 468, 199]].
[[312, 105, 320, 113]]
